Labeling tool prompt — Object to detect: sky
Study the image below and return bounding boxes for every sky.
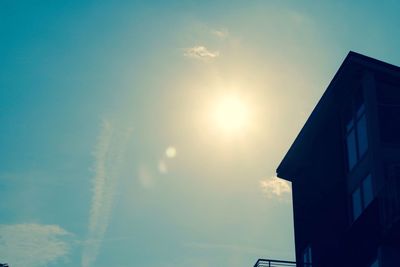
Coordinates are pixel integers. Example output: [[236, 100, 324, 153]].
[[1, 1, 400, 267]]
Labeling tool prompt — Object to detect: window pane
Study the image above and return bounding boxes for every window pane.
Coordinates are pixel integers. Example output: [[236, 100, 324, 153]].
[[370, 259, 379, 267], [357, 114, 368, 157], [347, 130, 357, 170], [355, 89, 364, 114], [303, 252, 308, 264], [357, 103, 365, 119], [363, 174, 374, 208], [346, 118, 354, 133], [303, 246, 312, 266], [352, 188, 362, 220]]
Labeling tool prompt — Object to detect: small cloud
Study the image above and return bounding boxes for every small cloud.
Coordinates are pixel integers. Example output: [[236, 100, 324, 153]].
[[165, 146, 177, 158], [158, 160, 168, 174], [184, 46, 219, 61], [0, 223, 72, 267], [260, 176, 291, 199], [211, 28, 229, 39]]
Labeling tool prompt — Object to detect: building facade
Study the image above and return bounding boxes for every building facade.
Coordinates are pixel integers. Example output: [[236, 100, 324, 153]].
[[276, 52, 400, 267]]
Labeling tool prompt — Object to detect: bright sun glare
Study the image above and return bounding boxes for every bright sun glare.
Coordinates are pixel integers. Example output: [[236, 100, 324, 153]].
[[213, 95, 250, 135]]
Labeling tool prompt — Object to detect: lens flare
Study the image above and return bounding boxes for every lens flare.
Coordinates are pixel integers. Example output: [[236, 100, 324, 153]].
[[165, 146, 177, 158]]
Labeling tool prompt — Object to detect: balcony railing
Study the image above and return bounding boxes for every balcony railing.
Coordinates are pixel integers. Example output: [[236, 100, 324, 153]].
[[254, 259, 296, 267]]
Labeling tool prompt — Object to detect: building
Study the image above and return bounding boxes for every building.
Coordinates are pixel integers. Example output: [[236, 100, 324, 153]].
[[257, 52, 400, 267]]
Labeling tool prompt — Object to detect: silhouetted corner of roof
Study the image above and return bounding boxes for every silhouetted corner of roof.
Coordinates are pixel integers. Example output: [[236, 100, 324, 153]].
[[277, 51, 400, 182]]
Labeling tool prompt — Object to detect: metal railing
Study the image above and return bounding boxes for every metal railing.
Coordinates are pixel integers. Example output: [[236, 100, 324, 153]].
[[254, 259, 296, 267]]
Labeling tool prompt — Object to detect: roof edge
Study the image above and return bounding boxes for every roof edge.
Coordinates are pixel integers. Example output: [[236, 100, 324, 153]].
[[276, 51, 400, 181]]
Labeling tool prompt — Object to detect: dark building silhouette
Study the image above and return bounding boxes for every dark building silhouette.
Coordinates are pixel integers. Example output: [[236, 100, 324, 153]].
[[256, 52, 400, 267]]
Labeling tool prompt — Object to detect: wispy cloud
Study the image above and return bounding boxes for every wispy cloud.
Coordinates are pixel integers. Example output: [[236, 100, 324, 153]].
[[0, 223, 71, 267], [211, 28, 229, 39], [81, 120, 132, 267], [184, 46, 220, 61], [260, 176, 291, 200]]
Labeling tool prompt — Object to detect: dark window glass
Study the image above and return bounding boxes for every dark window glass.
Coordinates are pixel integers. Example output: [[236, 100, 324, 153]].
[[346, 118, 354, 132], [344, 91, 368, 171], [352, 174, 375, 222], [355, 89, 364, 113], [303, 246, 312, 267], [357, 114, 368, 157], [363, 174, 373, 207], [356, 103, 365, 119], [352, 188, 362, 220], [370, 259, 379, 267], [346, 130, 357, 170]]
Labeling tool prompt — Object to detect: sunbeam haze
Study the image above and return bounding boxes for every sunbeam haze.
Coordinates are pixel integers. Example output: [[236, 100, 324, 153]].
[[1, 1, 400, 267]]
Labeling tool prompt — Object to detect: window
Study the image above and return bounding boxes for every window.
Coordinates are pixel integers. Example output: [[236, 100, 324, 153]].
[[302, 245, 312, 267], [352, 187, 362, 219], [345, 94, 368, 171], [363, 174, 374, 207], [352, 174, 374, 221], [370, 258, 379, 267]]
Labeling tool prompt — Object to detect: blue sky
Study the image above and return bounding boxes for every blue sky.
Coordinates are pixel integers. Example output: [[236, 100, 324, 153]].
[[1, 1, 400, 267]]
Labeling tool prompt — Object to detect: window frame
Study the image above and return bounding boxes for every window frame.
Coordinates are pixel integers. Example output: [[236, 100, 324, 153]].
[[369, 257, 379, 267], [302, 245, 312, 267], [345, 100, 368, 172], [351, 174, 374, 221], [352, 187, 362, 220]]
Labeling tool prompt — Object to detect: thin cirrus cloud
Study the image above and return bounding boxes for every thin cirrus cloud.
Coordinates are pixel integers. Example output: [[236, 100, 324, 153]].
[[0, 223, 71, 267], [211, 28, 229, 39], [260, 176, 291, 200], [184, 46, 220, 61], [81, 120, 132, 267]]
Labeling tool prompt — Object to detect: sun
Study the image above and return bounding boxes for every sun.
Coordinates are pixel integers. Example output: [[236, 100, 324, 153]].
[[213, 95, 250, 136]]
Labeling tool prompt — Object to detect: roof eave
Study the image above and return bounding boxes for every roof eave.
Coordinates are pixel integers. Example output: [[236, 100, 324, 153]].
[[276, 51, 400, 182]]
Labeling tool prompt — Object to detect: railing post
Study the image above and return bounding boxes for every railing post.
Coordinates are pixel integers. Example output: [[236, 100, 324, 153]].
[[254, 258, 296, 267]]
